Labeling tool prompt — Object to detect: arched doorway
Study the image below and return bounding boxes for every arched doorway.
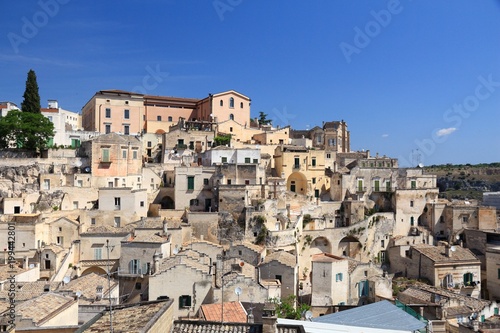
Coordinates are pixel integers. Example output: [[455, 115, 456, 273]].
[[160, 196, 174, 209], [287, 172, 307, 195], [338, 236, 362, 259]]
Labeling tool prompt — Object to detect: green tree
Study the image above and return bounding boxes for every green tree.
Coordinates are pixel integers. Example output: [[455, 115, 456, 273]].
[[213, 134, 231, 147], [269, 295, 310, 320], [21, 69, 41, 114], [258, 111, 272, 125], [0, 110, 54, 151]]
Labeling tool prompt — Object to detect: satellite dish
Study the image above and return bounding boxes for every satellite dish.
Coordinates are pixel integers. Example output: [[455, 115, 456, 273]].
[[450, 246, 456, 252], [173, 247, 179, 255], [75, 291, 82, 298], [304, 310, 313, 321], [29, 263, 34, 269], [456, 234, 461, 240], [63, 276, 71, 284], [418, 163, 424, 168], [73, 160, 82, 167], [209, 113, 214, 118], [235, 287, 242, 296]]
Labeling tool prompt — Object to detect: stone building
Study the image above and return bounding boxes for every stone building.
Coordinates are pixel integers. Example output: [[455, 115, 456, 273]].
[[79, 132, 143, 189], [259, 251, 297, 300], [273, 145, 329, 198], [389, 243, 481, 297]]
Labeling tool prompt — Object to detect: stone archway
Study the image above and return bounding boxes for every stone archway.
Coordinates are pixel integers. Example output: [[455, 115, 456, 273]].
[[81, 266, 106, 276], [287, 172, 307, 195], [310, 236, 332, 255], [338, 235, 362, 259], [160, 196, 174, 209]]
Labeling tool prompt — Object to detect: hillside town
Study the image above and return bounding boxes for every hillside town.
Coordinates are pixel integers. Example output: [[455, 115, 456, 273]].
[[1, 85, 500, 333]]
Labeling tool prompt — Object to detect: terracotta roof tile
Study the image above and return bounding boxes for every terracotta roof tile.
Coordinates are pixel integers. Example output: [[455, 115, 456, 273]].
[[172, 320, 262, 333], [201, 302, 247, 323]]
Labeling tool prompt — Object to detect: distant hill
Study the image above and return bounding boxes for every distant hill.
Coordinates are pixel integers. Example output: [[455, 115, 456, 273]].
[[424, 162, 500, 201]]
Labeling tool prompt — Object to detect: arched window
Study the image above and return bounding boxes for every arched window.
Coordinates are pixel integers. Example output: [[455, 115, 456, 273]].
[[168, 116, 173, 122], [240, 102, 243, 108], [229, 114, 234, 120], [220, 100, 223, 107], [229, 97, 234, 108]]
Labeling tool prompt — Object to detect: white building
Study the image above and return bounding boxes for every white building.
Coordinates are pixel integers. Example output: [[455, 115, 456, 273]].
[[0, 101, 19, 117]]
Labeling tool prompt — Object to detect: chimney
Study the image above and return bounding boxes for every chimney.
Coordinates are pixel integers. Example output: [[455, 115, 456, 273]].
[[153, 251, 161, 275], [262, 302, 277, 333], [162, 218, 168, 235]]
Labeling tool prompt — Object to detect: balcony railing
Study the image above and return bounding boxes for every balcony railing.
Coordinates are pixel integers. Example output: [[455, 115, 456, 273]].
[[175, 144, 188, 149], [292, 164, 301, 170], [372, 186, 397, 192], [356, 186, 367, 192]]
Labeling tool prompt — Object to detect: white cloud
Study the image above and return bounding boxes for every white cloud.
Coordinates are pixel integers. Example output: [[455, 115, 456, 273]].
[[436, 127, 457, 137], [381, 134, 389, 138]]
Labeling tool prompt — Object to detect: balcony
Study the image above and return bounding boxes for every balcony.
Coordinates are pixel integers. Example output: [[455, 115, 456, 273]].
[[175, 144, 188, 150], [356, 186, 367, 192], [292, 164, 301, 170], [372, 186, 396, 192]]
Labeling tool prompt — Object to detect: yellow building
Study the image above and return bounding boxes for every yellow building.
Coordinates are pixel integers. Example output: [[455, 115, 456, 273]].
[[273, 145, 329, 198]]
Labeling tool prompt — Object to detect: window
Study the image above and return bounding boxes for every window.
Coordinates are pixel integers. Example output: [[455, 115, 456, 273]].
[[91, 218, 96, 225], [410, 201, 414, 207], [114, 197, 121, 210], [312, 177, 316, 184], [105, 124, 111, 134], [240, 102, 243, 108], [73, 201, 78, 209], [56, 236, 63, 245], [245, 180, 250, 185], [245, 157, 251, 163], [179, 295, 192, 308], [135, 282, 142, 290], [43, 179, 50, 190], [358, 280, 369, 297], [129, 259, 140, 274], [312, 158, 316, 167], [147, 141, 152, 148], [381, 240, 385, 247], [315, 189, 319, 198], [122, 150, 127, 158], [328, 138, 335, 146], [187, 176, 194, 190], [294, 157, 300, 169], [410, 216, 414, 226], [94, 248, 102, 260], [140, 201, 144, 207], [124, 125, 130, 135], [229, 127, 233, 132], [497, 268, 500, 279], [275, 275, 282, 283], [102, 149, 110, 162], [124, 109, 130, 119], [157, 115, 161, 121], [168, 116, 172, 121], [463, 216, 469, 223], [326, 153, 331, 159], [133, 150, 138, 159], [253, 159, 258, 163], [220, 100, 223, 106], [411, 180, 416, 189], [227, 179, 231, 185], [229, 114, 234, 120], [463, 272, 474, 286], [444, 274, 454, 288], [203, 178, 209, 185], [114, 217, 121, 227], [229, 97, 234, 108], [190, 199, 199, 206], [221, 157, 227, 163], [336, 273, 343, 282], [105, 108, 111, 118]]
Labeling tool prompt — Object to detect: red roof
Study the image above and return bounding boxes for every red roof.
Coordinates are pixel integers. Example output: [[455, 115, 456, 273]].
[[200, 301, 247, 323]]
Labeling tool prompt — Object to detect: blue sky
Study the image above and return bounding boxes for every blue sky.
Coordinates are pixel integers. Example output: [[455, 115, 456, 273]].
[[1, 0, 499, 166]]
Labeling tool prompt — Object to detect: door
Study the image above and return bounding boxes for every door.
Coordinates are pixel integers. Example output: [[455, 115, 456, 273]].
[[374, 180, 380, 192], [205, 199, 212, 212]]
